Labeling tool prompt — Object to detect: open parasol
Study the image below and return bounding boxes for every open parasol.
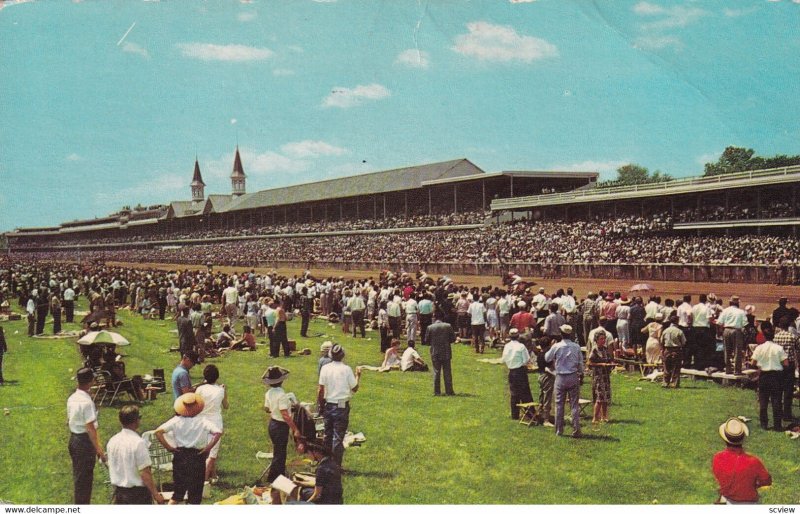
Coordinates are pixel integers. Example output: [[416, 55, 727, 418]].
[[77, 330, 130, 346], [629, 283, 655, 293]]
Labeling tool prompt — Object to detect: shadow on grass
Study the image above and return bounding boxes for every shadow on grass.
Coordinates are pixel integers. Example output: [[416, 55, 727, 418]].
[[605, 419, 643, 425], [342, 469, 396, 479], [1, 380, 20, 386], [576, 434, 620, 442]]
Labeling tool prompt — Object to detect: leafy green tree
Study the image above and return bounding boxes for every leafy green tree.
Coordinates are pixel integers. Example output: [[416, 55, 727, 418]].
[[598, 164, 672, 188], [703, 146, 800, 176]]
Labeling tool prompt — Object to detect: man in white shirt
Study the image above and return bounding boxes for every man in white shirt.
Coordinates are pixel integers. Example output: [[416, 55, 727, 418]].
[[690, 294, 712, 370], [67, 368, 107, 504], [317, 345, 362, 466], [400, 340, 428, 372], [221, 282, 239, 329], [348, 291, 367, 338], [468, 296, 487, 354], [502, 329, 533, 419], [751, 325, 788, 431], [718, 296, 747, 374], [405, 295, 419, 344], [107, 406, 164, 504], [63, 284, 76, 323]]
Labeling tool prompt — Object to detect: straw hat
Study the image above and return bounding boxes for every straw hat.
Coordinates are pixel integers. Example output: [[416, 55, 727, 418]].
[[560, 324, 573, 335], [517, 301, 526, 309], [719, 417, 749, 446], [173, 393, 205, 417], [320, 341, 333, 353], [262, 366, 290, 385]]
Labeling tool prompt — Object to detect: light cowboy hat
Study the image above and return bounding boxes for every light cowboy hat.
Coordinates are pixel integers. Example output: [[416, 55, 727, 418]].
[[719, 417, 749, 446], [174, 392, 205, 417], [262, 366, 290, 385]]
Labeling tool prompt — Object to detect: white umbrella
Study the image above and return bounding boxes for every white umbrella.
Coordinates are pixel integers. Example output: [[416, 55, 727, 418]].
[[77, 330, 131, 346], [630, 283, 655, 293]]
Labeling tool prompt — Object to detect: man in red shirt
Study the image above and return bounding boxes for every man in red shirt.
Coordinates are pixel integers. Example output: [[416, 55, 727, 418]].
[[509, 301, 536, 335], [712, 418, 772, 504]]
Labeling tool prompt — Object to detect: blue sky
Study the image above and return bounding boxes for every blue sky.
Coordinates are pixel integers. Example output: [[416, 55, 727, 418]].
[[1, 0, 798, 231]]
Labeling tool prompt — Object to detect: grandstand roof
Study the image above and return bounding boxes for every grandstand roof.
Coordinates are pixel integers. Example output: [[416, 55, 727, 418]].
[[421, 170, 598, 186], [491, 165, 800, 210], [219, 158, 484, 213]]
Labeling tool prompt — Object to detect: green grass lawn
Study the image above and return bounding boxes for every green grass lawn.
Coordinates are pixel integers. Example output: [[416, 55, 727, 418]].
[[0, 300, 797, 504]]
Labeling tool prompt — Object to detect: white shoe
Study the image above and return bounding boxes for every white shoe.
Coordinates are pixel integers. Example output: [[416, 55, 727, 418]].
[[543, 421, 555, 428]]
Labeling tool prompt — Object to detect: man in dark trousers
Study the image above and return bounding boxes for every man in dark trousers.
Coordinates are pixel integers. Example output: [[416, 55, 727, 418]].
[[300, 287, 313, 338], [426, 311, 456, 396], [67, 368, 107, 503], [35, 286, 49, 335], [176, 307, 194, 355], [0, 326, 7, 385]]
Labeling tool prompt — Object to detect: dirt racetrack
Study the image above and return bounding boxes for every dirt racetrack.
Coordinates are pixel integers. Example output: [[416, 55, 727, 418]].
[[107, 261, 800, 313]]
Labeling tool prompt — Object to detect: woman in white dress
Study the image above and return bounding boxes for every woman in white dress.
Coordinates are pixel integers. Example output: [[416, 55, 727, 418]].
[[195, 364, 229, 483], [641, 312, 665, 364]]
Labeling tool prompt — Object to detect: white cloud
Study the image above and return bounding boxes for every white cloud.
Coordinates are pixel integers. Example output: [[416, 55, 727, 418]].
[[723, 6, 758, 17], [451, 21, 558, 63], [230, 118, 237, 125], [96, 173, 185, 205], [395, 49, 430, 69], [176, 42, 273, 62], [633, 2, 708, 30], [634, 35, 682, 50], [509, 0, 537, 3], [272, 68, 295, 76], [237, 12, 256, 22], [66, 153, 83, 162], [550, 160, 630, 182], [311, 0, 337, 3], [287, 45, 305, 53], [322, 83, 390, 109], [122, 42, 149, 58], [280, 140, 347, 159], [696, 152, 721, 166]]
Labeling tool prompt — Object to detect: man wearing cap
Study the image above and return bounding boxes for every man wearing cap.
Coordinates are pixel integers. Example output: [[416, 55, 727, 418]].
[[156, 393, 222, 504], [318, 341, 333, 376], [317, 345, 361, 466], [510, 301, 536, 335], [718, 296, 747, 375], [106, 405, 165, 504], [544, 325, 584, 437], [502, 328, 533, 419], [347, 290, 366, 339], [172, 352, 197, 400], [660, 315, 686, 388], [426, 311, 456, 396], [712, 418, 772, 504], [67, 368, 107, 504]]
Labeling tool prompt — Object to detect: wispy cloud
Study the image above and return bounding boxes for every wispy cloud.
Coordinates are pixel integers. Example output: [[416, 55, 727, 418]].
[[281, 140, 347, 159], [322, 83, 390, 109], [451, 21, 558, 63], [509, 0, 537, 3], [550, 159, 629, 181], [122, 42, 150, 58], [95, 173, 185, 205], [176, 42, 273, 62], [395, 49, 430, 69], [66, 153, 83, 162], [723, 6, 759, 17], [633, 1, 708, 31], [633, 35, 682, 50], [237, 12, 256, 22]]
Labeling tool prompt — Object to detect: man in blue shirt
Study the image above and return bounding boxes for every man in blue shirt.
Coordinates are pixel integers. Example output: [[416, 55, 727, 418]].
[[171, 352, 197, 400], [544, 325, 584, 438]]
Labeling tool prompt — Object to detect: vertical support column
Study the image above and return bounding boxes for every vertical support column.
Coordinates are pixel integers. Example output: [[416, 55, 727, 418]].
[[310, 205, 314, 221], [339, 203, 343, 221], [725, 191, 729, 211], [373, 196, 377, 219], [482, 181, 486, 211], [428, 189, 432, 216], [356, 200, 360, 219], [383, 195, 387, 219], [453, 184, 458, 214], [510, 176, 514, 197], [756, 189, 761, 219], [404, 192, 408, 218]]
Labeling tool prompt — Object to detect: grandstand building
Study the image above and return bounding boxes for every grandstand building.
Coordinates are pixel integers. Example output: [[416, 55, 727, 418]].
[[4, 151, 597, 250]]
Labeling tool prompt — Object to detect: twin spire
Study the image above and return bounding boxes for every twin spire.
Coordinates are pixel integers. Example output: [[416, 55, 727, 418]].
[[190, 146, 246, 203]]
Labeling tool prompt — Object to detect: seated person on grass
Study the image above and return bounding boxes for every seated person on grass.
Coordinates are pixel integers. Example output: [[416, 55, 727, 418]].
[[229, 325, 257, 351], [380, 339, 401, 371], [299, 442, 343, 505], [215, 325, 235, 349], [400, 340, 428, 372]]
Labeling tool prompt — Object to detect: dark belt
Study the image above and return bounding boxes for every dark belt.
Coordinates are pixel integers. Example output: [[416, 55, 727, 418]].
[[724, 327, 742, 330], [760, 370, 780, 374], [326, 401, 350, 408], [114, 485, 148, 492]]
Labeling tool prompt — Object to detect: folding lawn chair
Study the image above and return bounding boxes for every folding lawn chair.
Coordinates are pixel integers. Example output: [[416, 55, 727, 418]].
[[142, 430, 174, 500]]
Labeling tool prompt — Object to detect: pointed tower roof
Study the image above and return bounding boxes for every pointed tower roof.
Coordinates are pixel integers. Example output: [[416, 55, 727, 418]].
[[231, 146, 246, 177], [191, 158, 205, 186]]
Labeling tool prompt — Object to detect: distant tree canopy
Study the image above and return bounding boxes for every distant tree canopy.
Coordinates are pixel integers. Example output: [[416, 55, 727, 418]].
[[703, 146, 800, 177], [597, 164, 672, 188]]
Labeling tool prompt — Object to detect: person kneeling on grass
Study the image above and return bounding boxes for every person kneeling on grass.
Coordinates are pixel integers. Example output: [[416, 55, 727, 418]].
[[229, 325, 256, 351], [400, 340, 428, 372]]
